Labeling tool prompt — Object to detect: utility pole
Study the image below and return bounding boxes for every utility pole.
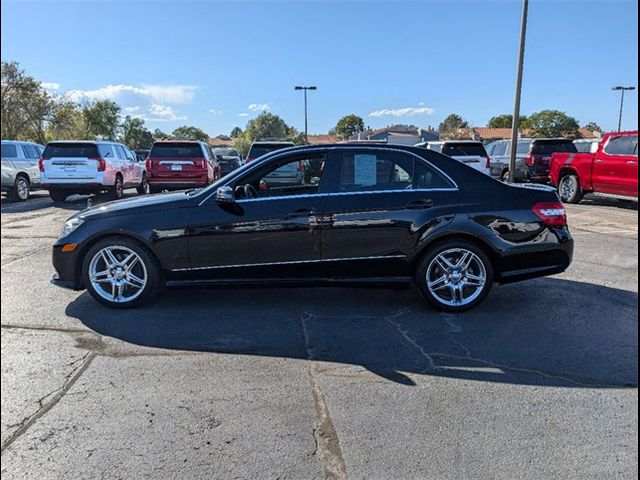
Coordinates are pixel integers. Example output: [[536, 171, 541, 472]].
[[294, 86, 317, 144], [508, 0, 529, 183], [612, 86, 635, 131]]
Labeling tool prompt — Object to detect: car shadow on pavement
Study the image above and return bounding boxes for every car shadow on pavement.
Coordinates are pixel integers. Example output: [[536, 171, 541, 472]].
[[0, 190, 143, 214], [66, 277, 638, 388]]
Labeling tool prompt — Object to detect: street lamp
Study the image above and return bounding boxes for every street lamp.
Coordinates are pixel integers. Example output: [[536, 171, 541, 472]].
[[508, 0, 529, 183], [294, 86, 317, 143], [612, 86, 635, 132]]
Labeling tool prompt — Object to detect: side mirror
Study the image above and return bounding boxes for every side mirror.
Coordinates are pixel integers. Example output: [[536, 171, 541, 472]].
[[214, 186, 235, 204]]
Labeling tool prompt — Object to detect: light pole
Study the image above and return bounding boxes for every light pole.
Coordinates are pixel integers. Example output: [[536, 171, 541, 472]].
[[612, 86, 635, 131], [294, 86, 316, 144], [508, 0, 529, 183]]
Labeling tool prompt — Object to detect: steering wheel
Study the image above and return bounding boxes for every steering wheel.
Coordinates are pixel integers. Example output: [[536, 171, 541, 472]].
[[244, 184, 258, 199]]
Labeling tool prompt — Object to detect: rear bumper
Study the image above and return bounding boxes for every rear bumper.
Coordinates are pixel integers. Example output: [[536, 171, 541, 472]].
[[44, 183, 104, 191], [148, 179, 209, 190]]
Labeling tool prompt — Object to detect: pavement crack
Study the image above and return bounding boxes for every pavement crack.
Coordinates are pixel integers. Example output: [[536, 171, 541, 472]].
[[385, 308, 436, 372], [301, 312, 348, 480], [1, 351, 97, 452]]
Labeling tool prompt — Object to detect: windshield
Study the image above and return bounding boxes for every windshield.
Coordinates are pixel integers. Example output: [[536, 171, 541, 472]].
[[150, 143, 203, 158], [442, 143, 488, 157], [43, 143, 98, 159]]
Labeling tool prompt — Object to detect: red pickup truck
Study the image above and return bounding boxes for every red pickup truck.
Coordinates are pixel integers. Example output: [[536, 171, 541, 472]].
[[549, 131, 638, 203]]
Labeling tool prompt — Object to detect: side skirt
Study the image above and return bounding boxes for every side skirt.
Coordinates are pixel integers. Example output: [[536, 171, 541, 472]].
[[165, 276, 412, 289]]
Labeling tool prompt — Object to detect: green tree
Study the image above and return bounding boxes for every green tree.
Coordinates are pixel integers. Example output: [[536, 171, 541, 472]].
[[438, 114, 469, 139], [230, 126, 243, 138], [584, 122, 603, 133], [487, 114, 529, 129], [244, 112, 289, 141], [153, 128, 169, 139], [82, 100, 120, 140], [1, 61, 51, 143], [46, 98, 86, 140], [120, 116, 154, 149], [171, 125, 209, 142], [334, 114, 365, 139], [526, 110, 581, 138]]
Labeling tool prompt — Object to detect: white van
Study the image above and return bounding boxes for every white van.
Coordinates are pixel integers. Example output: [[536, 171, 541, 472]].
[[40, 141, 148, 202]]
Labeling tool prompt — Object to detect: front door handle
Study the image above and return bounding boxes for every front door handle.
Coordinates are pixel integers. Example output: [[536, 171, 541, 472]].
[[627, 160, 637, 165], [595, 159, 604, 164], [406, 199, 434, 210], [288, 208, 315, 218]]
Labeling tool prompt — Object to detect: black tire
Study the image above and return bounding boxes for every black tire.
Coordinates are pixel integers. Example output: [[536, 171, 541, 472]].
[[415, 240, 494, 313], [501, 170, 511, 182], [136, 173, 149, 195], [81, 236, 163, 308], [7, 175, 30, 202], [558, 174, 583, 204], [149, 186, 162, 194], [49, 189, 68, 203], [111, 174, 124, 200]]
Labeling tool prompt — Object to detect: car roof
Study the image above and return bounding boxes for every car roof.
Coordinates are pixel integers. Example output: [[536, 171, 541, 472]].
[[429, 140, 483, 145], [251, 141, 295, 145], [1, 140, 44, 145], [45, 140, 121, 145]]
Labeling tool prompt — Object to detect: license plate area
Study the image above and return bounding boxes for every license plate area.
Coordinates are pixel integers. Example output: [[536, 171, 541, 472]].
[[171, 164, 182, 171]]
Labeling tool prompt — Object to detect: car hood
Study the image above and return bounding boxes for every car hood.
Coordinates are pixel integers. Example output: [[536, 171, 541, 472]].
[[76, 192, 193, 221]]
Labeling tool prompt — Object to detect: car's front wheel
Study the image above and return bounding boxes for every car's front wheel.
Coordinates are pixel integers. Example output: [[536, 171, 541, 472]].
[[558, 174, 583, 204], [82, 237, 163, 308], [416, 240, 493, 312], [110, 174, 124, 200]]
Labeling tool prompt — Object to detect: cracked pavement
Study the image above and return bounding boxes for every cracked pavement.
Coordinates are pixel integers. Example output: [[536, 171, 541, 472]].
[[1, 191, 638, 479]]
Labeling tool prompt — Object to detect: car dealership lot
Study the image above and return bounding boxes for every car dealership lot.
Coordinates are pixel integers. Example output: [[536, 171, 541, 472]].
[[1, 192, 637, 479]]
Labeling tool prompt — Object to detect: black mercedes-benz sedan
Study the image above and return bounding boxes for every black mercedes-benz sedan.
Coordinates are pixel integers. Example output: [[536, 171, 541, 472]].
[[51, 144, 573, 312]]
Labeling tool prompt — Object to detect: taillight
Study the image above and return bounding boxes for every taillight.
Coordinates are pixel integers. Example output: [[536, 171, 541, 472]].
[[90, 157, 106, 172], [38, 156, 45, 172], [145, 158, 151, 171], [524, 155, 535, 166], [484, 156, 491, 169], [532, 202, 567, 228]]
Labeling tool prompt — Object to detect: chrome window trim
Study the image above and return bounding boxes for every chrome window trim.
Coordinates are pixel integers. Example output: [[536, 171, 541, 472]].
[[172, 254, 406, 272], [234, 188, 458, 204], [197, 146, 459, 206]]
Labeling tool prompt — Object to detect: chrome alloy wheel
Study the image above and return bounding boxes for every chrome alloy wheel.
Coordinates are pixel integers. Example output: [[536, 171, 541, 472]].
[[16, 177, 29, 201], [88, 245, 147, 303], [559, 175, 578, 202], [426, 248, 487, 307]]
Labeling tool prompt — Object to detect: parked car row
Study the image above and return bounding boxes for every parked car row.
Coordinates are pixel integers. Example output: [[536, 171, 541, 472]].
[[1, 140, 45, 201]]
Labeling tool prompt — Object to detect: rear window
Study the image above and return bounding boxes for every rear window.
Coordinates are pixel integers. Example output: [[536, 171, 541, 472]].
[[149, 143, 204, 158], [574, 140, 598, 153], [43, 143, 98, 159], [1, 144, 18, 158], [214, 148, 239, 157], [441, 143, 488, 157], [531, 140, 577, 155], [248, 143, 293, 159]]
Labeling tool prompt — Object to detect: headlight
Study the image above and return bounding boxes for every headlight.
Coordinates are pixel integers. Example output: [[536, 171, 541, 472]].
[[60, 218, 84, 239]]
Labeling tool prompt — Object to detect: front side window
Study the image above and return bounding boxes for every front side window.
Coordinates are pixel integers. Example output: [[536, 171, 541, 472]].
[[604, 136, 633, 155], [234, 154, 327, 199]]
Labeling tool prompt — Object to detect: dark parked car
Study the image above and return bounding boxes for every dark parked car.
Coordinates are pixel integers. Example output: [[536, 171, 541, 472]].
[[134, 149, 150, 162], [51, 144, 573, 312], [212, 147, 243, 176], [245, 141, 295, 163], [486, 138, 577, 182]]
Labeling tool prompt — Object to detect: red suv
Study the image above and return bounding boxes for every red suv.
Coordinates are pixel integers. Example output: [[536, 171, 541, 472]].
[[146, 141, 220, 193]]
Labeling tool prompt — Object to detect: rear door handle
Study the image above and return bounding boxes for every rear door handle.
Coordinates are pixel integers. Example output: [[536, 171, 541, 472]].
[[406, 199, 434, 210], [595, 159, 604, 164], [288, 208, 315, 218], [627, 160, 637, 165]]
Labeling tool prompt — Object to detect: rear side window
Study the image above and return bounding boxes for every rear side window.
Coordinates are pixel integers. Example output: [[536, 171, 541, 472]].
[[516, 141, 531, 154], [99, 144, 115, 158], [150, 143, 204, 158], [493, 142, 508, 156], [1, 144, 18, 157], [442, 143, 488, 157], [604, 135, 637, 155], [43, 143, 98, 159], [531, 140, 577, 155], [21, 144, 39, 158]]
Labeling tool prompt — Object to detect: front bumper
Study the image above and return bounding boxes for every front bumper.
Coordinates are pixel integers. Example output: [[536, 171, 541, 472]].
[[52, 243, 84, 290], [51, 273, 76, 290]]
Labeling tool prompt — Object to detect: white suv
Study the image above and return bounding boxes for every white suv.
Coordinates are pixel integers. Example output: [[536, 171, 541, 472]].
[[40, 141, 149, 202]]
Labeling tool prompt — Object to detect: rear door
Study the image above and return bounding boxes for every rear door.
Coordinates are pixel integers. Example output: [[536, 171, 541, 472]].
[[320, 148, 458, 278], [593, 134, 638, 195], [20, 143, 42, 186], [42, 143, 100, 181]]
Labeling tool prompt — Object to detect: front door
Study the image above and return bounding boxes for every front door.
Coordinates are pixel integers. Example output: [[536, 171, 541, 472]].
[[320, 148, 459, 278], [186, 152, 329, 280], [593, 134, 638, 195]]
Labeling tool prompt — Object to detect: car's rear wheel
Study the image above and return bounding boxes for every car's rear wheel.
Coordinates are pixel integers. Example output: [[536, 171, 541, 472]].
[[558, 174, 583, 204], [49, 189, 68, 203], [8, 175, 30, 202], [501, 170, 511, 182], [82, 236, 163, 308], [416, 240, 493, 312], [136, 173, 149, 195], [111, 174, 124, 200]]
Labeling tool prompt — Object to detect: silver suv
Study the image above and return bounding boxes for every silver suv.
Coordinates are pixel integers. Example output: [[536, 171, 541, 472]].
[[1, 140, 45, 201]]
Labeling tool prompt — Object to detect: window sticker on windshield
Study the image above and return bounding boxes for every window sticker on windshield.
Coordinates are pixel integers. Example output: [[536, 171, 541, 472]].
[[354, 154, 377, 186]]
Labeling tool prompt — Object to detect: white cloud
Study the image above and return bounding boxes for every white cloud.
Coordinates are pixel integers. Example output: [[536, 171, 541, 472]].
[[238, 113, 249, 117], [146, 104, 187, 122], [209, 109, 223, 115], [65, 84, 198, 105], [418, 102, 425, 106], [368, 107, 435, 118], [41, 82, 60, 91], [248, 103, 269, 112], [124, 106, 141, 113]]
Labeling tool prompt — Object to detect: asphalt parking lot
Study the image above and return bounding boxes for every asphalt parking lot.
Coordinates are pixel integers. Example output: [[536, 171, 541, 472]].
[[1, 191, 637, 480]]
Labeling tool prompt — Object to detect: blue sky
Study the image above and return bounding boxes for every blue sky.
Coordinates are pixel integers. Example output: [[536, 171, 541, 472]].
[[2, 0, 638, 136]]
